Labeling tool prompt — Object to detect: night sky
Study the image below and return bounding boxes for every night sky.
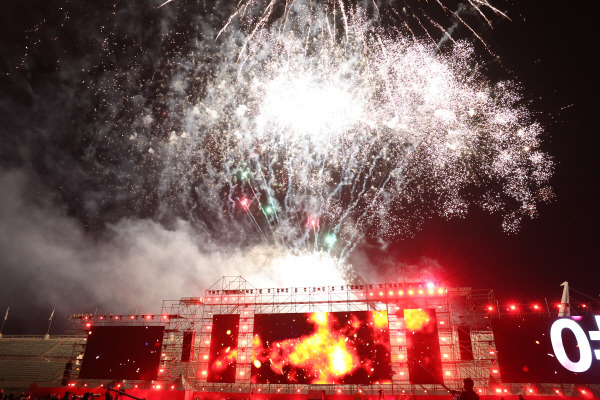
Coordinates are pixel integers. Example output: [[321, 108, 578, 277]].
[[366, 1, 600, 302], [1, 0, 599, 335]]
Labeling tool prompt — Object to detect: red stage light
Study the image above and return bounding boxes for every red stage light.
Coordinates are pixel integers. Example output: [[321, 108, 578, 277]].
[[398, 290, 404, 295], [408, 290, 414, 295], [438, 288, 445, 294], [487, 306, 494, 311], [509, 305, 517, 311]]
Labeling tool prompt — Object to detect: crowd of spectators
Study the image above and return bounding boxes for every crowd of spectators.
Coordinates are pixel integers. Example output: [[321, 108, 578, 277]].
[[0, 390, 103, 400]]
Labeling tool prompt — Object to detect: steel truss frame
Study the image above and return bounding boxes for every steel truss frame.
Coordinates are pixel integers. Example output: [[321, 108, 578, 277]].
[[157, 277, 501, 396]]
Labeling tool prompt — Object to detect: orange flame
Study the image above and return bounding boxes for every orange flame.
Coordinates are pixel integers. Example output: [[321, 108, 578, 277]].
[[404, 309, 430, 331]]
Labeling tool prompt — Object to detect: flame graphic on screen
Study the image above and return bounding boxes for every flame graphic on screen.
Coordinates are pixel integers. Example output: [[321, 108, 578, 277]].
[[252, 311, 390, 384], [404, 309, 431, 331], [210, 346, 238, 374]]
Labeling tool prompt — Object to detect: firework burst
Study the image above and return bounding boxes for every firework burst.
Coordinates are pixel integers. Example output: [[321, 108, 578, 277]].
[[3, 1, 552, 284], [138, 7, 553, 277]]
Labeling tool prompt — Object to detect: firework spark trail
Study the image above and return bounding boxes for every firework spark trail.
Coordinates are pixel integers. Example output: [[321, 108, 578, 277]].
[[135, 6, 552, 282], [1, 1, 553, 286]]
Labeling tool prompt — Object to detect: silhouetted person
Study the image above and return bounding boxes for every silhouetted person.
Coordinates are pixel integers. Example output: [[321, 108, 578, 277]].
[[458, 378, 479, 400], [60, 392, 70, 400]]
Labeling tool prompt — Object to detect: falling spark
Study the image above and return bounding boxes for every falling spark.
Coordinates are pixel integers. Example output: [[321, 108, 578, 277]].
[[10, 1, 553, 283]]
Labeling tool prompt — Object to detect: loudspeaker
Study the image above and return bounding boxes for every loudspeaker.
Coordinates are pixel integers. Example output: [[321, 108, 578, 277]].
[[181, 331, 195, 362]]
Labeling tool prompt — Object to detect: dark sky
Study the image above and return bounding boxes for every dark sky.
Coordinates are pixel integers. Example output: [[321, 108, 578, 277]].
[[377, 1, 600, 301], [0, 0, 599, 335]]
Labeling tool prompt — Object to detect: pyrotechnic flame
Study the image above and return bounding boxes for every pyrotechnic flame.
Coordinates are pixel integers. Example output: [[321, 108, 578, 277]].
[[404, 309, 431, 331]]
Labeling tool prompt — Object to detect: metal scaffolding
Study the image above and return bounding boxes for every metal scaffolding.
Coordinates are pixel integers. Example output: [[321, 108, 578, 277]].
[[154, 277, 501, 396]]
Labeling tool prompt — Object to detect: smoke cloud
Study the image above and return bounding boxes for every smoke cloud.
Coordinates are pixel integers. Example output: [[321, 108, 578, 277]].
[[0, 0, 547, 333], [0, 167, 347, 333]]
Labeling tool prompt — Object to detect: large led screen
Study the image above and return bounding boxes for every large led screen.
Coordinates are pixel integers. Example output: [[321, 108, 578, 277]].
[[252, 311, 392, 384], [79, 326, 164, 380], [492, 315, 600, 383], [402, 308, 443, 384], [207, 314, 240, 383]]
